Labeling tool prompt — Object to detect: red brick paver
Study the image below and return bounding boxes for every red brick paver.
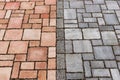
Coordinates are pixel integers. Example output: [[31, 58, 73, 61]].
[[0, 0, 56, 79]]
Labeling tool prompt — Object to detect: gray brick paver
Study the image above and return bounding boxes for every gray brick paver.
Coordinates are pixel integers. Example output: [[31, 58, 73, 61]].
[[57, 0, 120, 79]]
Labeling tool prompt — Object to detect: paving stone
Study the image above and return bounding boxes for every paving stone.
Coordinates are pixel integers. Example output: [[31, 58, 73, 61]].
[[57, 40, 65, 53], [65, 24, 78, 28], [93, 0, 104, 4], [57, 54, 65, 69], [111, 69, 120, 80], [64, 20, 77, 24], [57, 19, 63, 28], [85, 1, 92, 4], [94, 46, 115, 60], [64, 2, 69, 8], [65, 41, 73, 53], [106, 1, 119, 10], [92, 13, 102, 17], [57, 9, 63, 18], [98, 18, 105, 25], [65, 29, 82, 39], [105, 61, 117, 68], [101, 32, 118, 45], [79, 23, 88, 28], [66, 54, 83, 72], [113, 46, 120, 55], [92, 69, 110, 77], [66, 73, 84, 80], [57, 70, 66, 80], [92, 40, 102, 45], [114, 25, 120, 29], [77, 13, 83, 22], [64, 9, 76, 19], [89, 23, 98, 27], [84, 18, 97, 22], [86, 5, 101, 12], [70, 1, 84, 8], [104, 14, 119, 25], [57, 29, 64, 40], [82, 28, 100, 39], [99, 26, 114, 31], [82, 54, 94, 60], [73, 40, 92, 53], [116, 11, 120, 17], [84, 61, 91, 77], [91, 61, 104, 68], [83, 13, 92, 17]]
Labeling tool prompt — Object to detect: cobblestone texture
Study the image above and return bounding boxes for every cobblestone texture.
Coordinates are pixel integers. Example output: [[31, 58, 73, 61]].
[[57, 0, 120, 80]]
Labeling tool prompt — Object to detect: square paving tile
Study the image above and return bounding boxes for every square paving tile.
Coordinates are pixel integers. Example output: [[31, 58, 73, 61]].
[[27, 47, 47, 61]]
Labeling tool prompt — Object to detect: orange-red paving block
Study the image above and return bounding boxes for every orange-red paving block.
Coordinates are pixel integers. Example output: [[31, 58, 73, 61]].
[[0, 0, 56, 79]]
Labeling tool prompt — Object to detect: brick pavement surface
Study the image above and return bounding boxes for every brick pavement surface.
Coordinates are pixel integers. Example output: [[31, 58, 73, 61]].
[[0, 0, 56, 80], [57, 0, 120, 80], [1, 0, 120, 80]]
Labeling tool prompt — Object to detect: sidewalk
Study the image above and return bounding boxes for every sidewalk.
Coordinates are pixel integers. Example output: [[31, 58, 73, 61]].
[[0, 0, 120, 80], [0, 0, 56, 80], [57, 0, 120, 80]]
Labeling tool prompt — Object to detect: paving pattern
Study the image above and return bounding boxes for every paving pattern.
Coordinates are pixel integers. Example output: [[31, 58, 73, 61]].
[[57, 0, 120, 80], [0, 0, 56, 80]]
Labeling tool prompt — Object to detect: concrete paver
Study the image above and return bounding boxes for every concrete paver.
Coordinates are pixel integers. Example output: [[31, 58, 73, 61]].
[[0, 0, 56, 79], [57, 0, 120, 79]]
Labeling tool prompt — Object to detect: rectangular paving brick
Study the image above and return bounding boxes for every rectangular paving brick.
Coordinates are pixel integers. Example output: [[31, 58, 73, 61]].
[[66, 54, 83, 72]]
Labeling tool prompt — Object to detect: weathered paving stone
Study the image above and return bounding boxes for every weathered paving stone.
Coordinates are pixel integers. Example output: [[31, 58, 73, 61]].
[[65, 41, 73, 53], [84, 18, 97, 22], [98, 18, 105, 25], [91, 61, 104, 68], [99, 26, 114, 31], [94, 46, 115, 60], [57, 19, 63, 28], [86, 5, 101, 12], [64, 20, 77, 24], [106, 1, 119, 10], [82, 54, 94, 60], [65, 29, 82, 39], [89, 23, 98, 27], [105, 61, 117, 68], [57, 54, 65, 69], [82, 28, 100, 39], [70, 1, 84, 8], [111, 69, 120, 80], [64, 24, 78, 28], [64, 9, 76, 19], [93, 0, 104, 4], [57, 29, 64, 40], [79, 23, 88, 28], [104, 14, 119, 25], [66, 73, 84, 80], [92, 69, 110, 77], [73, 40, 92, 53], [101, 31, 118, 45], [77, 13, 83, 22], [57, 40, 65, 53], [83, 13, 92, 17], [92, 40, 103, 45], [57, 70, 66, 80], [113, 46, 120, 55], [66, 54, 83, 72], [64, 1, 69, 8], [84, 61, 91, 77]]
